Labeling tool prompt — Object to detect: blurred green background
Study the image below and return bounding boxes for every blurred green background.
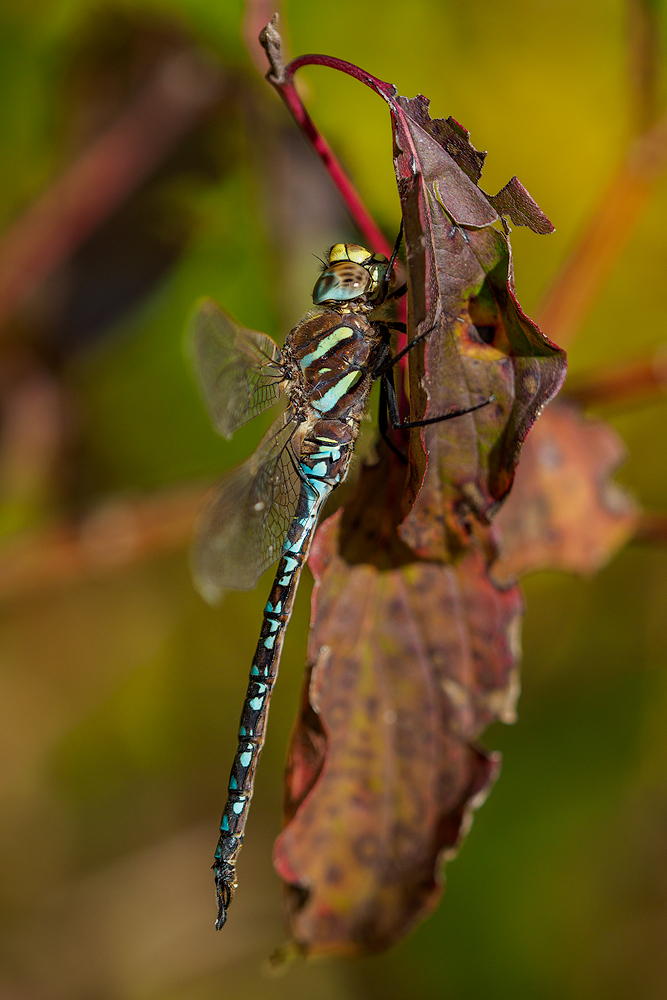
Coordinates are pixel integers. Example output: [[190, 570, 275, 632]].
[[1, 1, 666, 998]]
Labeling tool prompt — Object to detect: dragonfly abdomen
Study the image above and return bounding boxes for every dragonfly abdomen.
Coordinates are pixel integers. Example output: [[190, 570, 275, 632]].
[[213, 464, 333, 928]]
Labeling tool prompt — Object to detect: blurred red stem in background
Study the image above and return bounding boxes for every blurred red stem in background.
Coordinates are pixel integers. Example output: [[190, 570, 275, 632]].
[[627, 0, 661, 134], [0, 484, 206, 601], [634, 511, 667, 544], [0, 478, 663, 604], [0, 49, 221, 333], [564, 347, 667, 408], [537, 109, 667, 347]]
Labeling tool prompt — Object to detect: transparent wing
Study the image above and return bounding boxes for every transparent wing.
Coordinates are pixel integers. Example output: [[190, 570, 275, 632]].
[[188, 297, 286, 439], [192, 415, 303, 603]]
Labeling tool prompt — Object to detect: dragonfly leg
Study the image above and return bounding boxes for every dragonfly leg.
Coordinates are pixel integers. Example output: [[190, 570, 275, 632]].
[[284, 439, 331, 499], [378, 373, 409, 463], [392, 395, 495, 430], [377, 320, 495, 444], [377, 320, 434, 374], [376, 223, 406, 305], [383, 321, 407, 332], [386, 283, 407, 301]]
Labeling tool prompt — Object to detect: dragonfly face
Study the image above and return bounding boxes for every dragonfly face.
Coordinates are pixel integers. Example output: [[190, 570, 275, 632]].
[[312, 243, 393, 307]]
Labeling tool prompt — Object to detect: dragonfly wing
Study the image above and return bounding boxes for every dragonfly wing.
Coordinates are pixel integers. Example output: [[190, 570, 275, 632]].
[[192, 415, 303, 602], [188, 297, 285, 438]]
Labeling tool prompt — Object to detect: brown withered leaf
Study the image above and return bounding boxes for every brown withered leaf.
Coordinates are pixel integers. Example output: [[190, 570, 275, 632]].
[[491, 399, 639, 583], [385, 97, 566, 553], [273, 494, 522, 955]]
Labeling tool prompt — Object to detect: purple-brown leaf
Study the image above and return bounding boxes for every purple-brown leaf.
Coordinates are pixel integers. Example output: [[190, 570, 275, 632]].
[[384, 94, 566, 550], [273, 506, 521, 955]]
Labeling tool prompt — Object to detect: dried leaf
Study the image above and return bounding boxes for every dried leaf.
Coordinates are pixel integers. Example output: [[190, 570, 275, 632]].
[[385, 95, 566, 552], [274, 504, 521, 955]]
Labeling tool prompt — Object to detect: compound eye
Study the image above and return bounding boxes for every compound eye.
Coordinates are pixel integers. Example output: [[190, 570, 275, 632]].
[[312, 261, 371, 304]]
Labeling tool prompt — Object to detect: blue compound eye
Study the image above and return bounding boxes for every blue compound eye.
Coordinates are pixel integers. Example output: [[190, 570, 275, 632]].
[[312, 261, 371, 304]]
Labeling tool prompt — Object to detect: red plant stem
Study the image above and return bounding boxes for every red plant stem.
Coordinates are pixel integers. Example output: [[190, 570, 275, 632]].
[[0, 49, 221, 333], [260, 34, 410, 420], [265, 52, 393, 258]]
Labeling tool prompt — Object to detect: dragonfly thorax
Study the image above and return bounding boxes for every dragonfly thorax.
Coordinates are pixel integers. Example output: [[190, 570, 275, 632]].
[[284, 310, 384, 424]]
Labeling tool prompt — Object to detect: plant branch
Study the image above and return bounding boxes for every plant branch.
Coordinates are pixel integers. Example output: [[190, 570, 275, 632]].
[[627, 0, 661, 134], [536, 110, 667, 347], [633, 511, 667, 544], [0, 484, 207, 601], [259, 15, 393, 258]]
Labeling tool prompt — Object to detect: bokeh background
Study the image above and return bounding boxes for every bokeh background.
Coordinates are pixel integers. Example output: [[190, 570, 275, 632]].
[[1, 1, 667, 998]]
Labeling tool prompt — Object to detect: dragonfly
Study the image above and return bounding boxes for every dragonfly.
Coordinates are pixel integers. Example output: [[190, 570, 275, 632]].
[[188, 236, 491, 928]]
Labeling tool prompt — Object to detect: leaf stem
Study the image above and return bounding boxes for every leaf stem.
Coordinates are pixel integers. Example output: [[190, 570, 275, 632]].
[[259, 16, 393, 258]]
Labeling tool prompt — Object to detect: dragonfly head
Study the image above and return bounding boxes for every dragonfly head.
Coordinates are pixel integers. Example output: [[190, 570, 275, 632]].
[[312, 244, 392, 306]]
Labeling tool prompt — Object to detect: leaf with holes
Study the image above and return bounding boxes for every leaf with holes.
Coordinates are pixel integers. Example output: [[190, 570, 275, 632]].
[[385, 95, 567, 554]]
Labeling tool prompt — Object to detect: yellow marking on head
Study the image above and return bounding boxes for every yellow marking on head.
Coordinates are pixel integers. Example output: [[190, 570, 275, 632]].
[[327, 243, 388, 267]]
